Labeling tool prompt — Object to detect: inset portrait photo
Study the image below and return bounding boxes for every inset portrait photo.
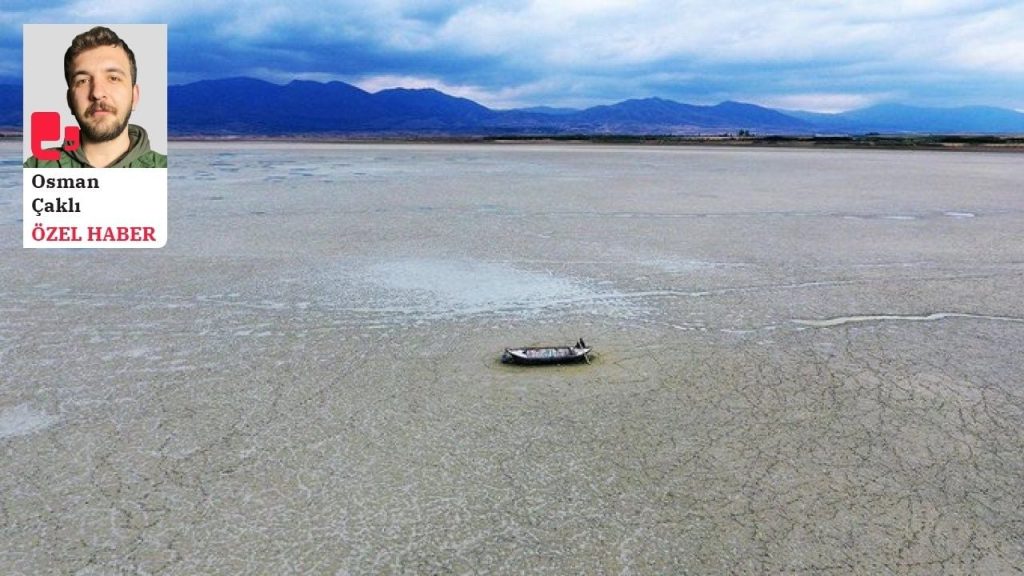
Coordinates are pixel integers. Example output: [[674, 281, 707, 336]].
[[23, 24, 167, 168], [23, 24, 168, 248]]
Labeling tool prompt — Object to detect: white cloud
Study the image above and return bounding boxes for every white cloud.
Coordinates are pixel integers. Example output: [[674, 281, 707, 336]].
[[426, 0, 1024, 106], [240, 68, 350, 85], [438, 1, 906, 67], [945, 5, 1024, 73], [352, 74, 561, 109], [7, 0, 1022, 108], [758, 93, 895, 113]]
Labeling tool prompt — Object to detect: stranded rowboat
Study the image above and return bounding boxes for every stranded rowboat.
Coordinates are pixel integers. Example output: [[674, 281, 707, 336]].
[[501, 339, 592, 365]]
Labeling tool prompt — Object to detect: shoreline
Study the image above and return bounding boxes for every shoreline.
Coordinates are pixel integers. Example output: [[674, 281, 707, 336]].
[[169, 134, 1024, 152], [4, 132, 1024, 152]]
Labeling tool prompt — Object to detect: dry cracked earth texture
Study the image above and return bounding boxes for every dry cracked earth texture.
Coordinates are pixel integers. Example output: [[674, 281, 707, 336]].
[[2, 142, 1023, 574]]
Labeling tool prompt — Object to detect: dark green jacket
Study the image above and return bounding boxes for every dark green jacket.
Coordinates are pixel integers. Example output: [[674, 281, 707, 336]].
[[24, 124, 167, 168]]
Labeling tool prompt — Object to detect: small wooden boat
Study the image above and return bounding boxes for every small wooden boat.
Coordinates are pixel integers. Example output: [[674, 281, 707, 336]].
[[502, 339, 592, 365]]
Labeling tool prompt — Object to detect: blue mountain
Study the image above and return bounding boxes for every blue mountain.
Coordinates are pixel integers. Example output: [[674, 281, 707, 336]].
[[519, 97, 812, 134], [169, 77, 384, 133], [4, 78, 1024, 135], [167, 80, 813, 135], [789, 103, 1024, 134]]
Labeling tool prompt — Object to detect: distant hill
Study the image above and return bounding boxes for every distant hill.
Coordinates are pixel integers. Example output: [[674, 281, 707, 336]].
[[372, 88, 494, 129], [168, 79, 814, 135], [788, 103, 1024, 134], [169, 77, 385, 134], [4, 79, 1024, 135], [553, 98, 812, 134]]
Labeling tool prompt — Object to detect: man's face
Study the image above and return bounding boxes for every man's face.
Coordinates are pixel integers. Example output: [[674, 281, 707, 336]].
[[67, 45, 139, 143]]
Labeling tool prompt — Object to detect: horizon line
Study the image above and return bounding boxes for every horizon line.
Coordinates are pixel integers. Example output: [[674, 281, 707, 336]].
[[3, 77, 1023, 116]]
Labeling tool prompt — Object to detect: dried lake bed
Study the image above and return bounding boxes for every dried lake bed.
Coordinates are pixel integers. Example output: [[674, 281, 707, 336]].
[[1, 142, 1023, 573]]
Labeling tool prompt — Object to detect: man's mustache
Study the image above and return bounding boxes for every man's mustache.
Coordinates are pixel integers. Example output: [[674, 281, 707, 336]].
[[86, 103, 116, 116]]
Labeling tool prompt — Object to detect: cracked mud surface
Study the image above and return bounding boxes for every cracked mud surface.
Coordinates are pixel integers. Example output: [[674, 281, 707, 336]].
[[2, 143, 1023, 573]]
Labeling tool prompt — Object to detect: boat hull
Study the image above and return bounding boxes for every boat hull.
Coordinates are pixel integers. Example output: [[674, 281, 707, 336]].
[[501, 346, 592, 365]]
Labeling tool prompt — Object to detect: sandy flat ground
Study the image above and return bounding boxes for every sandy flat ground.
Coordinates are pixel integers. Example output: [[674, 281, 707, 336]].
[[2, 142, 1023, 573]]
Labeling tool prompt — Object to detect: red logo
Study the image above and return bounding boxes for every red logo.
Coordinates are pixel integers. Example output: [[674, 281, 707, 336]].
[[31, 112, 80, 161]]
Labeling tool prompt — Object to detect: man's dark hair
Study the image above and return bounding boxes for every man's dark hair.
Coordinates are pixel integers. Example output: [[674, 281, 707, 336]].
[[63, 26, 137, 86]]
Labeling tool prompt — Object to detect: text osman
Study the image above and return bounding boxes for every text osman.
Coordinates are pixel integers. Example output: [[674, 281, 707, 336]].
[[32, 174, 99, 189]]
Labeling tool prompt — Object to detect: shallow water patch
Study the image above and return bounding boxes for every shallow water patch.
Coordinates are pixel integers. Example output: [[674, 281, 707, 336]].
[[0, 403, 58, 440], [364, 259, 591, 312]]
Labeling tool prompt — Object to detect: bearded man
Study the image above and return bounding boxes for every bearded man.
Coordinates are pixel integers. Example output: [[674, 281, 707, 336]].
[[24, 26, 167, 168]]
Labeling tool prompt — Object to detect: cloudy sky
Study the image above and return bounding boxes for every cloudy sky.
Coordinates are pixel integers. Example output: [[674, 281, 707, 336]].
[[3, 0, 1022, 111]]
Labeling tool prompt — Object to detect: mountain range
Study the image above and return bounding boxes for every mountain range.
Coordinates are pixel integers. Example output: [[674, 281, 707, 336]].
[[3, 78, 1024, 135]]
